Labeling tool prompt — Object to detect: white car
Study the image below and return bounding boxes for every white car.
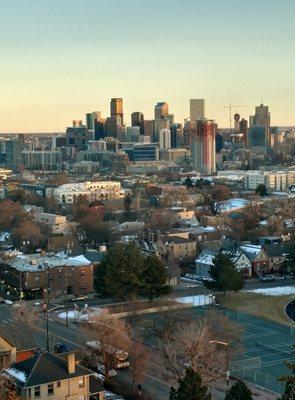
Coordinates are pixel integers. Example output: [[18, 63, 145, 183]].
[[97, 364, 117, 377], [4, 299, 13, 305]]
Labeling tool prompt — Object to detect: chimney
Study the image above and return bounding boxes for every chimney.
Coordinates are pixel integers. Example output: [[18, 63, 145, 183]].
[[67, 353, 75, 374]]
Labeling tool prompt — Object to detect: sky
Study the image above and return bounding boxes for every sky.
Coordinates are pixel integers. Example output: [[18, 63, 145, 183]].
[[0, 0, 294, 132]]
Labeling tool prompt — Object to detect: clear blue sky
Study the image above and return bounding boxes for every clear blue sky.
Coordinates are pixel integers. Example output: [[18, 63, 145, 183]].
[[0, 0, 294, 132]]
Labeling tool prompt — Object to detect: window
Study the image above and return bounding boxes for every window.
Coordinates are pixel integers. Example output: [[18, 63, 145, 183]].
[[34, 386, 40, 398], [79, 395, 85, 400], [58, 274, 62, 280], [78, 377, 85, 388], [48, 383, 54, 395], [80, 283, 87, 289], [80, 270, 85, 277], [56, 381, 61, 388]]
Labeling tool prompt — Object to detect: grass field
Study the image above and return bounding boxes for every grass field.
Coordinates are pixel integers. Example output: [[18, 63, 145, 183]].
[[217, 292, 294, 325]]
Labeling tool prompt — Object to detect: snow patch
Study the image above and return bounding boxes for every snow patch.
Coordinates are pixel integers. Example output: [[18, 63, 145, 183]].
[[176, 295, 215, 307], [246, 286, 295, 296], [6, 368, 27, 383]]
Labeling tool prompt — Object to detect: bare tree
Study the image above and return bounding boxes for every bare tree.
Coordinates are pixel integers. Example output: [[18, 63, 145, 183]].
[[82, 309, 131, 383], [129, 340, 150, 394], [0, 376, 21, 400], [158, 320, 227, 385], [203, 185, 232, 215]]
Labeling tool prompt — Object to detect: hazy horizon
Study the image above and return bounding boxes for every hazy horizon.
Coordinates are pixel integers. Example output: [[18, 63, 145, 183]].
[[1, 0, 294, 132]]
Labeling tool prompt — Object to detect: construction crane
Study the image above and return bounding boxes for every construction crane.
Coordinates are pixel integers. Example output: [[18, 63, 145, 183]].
[[224, 104, 248, 131]]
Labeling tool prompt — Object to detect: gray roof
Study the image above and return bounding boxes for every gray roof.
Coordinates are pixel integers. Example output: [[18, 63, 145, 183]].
[[6, 352, 93, 388]]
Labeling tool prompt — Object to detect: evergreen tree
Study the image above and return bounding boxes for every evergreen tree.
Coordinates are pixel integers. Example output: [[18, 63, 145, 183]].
[[279, 362, 295, 400], [255, 184, 268, 197], [184, 177, 193, 187], [142, 255, 170, 301], [204, 253, 244, 293], [96, 243, 145, 300], [169, 367, 211, 400], [95, 243, 171, 301], [225, 380, 253, 400]]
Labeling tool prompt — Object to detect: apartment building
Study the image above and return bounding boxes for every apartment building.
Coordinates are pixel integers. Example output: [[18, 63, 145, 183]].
[[53, 181, 125, 204], [34, 212, 73, 235]]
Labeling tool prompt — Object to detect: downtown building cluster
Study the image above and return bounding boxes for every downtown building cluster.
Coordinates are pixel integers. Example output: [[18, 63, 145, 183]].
[[0, 98, 294, 182]]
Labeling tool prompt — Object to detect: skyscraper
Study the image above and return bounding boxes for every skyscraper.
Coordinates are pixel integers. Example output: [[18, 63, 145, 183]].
[[250, 103, 270, 147], [154, 102, 169, 120], [190, 99, 205, 122], [192, 119, 216, 175], [159, 129, 171, 149], [110, 98, 123, 124], [131, 112, 144, 135]]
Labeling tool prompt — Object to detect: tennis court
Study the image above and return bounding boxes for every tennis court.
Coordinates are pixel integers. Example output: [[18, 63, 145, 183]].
[[221, 308, 295, 393]]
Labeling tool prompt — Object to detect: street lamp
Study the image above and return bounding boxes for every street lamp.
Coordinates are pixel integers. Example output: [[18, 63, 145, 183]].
[[210, 340, 229, 390]]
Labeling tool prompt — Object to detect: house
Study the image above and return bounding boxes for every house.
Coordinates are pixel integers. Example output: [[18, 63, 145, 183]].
[[239, 244, 269, 275], [262, 244, 288, 271], [5, 351, 104, 400], [34, 212, 75, 235], [195, 249, 218, 278]]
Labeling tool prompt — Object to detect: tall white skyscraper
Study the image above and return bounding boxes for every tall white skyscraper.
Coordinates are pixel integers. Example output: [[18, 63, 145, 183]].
[[190, 99, 205, 122]]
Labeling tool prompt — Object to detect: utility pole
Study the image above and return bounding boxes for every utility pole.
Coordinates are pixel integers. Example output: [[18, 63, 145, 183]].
[[45, 261, 51, 352], [65, 241, 73, 327], [19, 270, 22, 302]]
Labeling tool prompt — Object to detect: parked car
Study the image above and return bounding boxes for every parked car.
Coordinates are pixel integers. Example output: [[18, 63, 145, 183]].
[[70, 296, 88, 302], [97, 363, 117, 377], [259, 275, 276, 282], [4, 299, 13, 305]]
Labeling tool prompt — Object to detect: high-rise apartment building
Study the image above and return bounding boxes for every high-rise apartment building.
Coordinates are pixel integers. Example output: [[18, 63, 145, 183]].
[[131, 112, 144, 135], [154, 102, 169, 120], [192, 119, 216, 175], [190, 99, 205, 122], [110, 98, 123, 124]]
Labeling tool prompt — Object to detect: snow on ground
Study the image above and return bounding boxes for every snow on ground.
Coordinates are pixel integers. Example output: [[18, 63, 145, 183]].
[[219, 198, 249, 213], [58, 308, 102, 321], [246, 286, 295, 296], [176, 295, 215, 307]]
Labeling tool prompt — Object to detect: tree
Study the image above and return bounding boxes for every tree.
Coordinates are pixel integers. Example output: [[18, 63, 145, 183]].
[[204, 253, 244, 293], [12, 219, 45, 251], [79, 216, 112, 245], [255, 184, 268, 197], [142, 255, 170, 301], [124, 193, 132, 213], [203, 185, 232, 215], [225, 380, 253, 400], [96, 243, 170, 301], [83, 310, 131, 384], [129, 340, 150, 394], [278, 362, 295, 400], [184, 177, 193, 188], [0, 377, 21, 400], [169, 367, 211, 400], [0, 200, 25, 231], [158, 321, 227, 385], [96, 243, 146, 300]]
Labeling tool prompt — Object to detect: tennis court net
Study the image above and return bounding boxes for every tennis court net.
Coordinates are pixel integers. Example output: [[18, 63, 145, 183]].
[[255, 341, 294, 358]]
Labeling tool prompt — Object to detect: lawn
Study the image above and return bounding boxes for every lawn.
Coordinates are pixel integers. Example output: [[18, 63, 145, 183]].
[[217, 292, 294, 325]]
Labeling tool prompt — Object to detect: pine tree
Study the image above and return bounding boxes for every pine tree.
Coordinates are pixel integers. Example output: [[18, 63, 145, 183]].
[[204, 253, 244, 293], [279, 362, 295, 400], [225, 380, 253, 400], [142, 255, 170, 301], [169, 367, 211, 400]]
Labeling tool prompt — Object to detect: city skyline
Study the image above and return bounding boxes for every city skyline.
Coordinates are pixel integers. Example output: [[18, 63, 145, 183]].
[[0, 0, 295, 132]]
